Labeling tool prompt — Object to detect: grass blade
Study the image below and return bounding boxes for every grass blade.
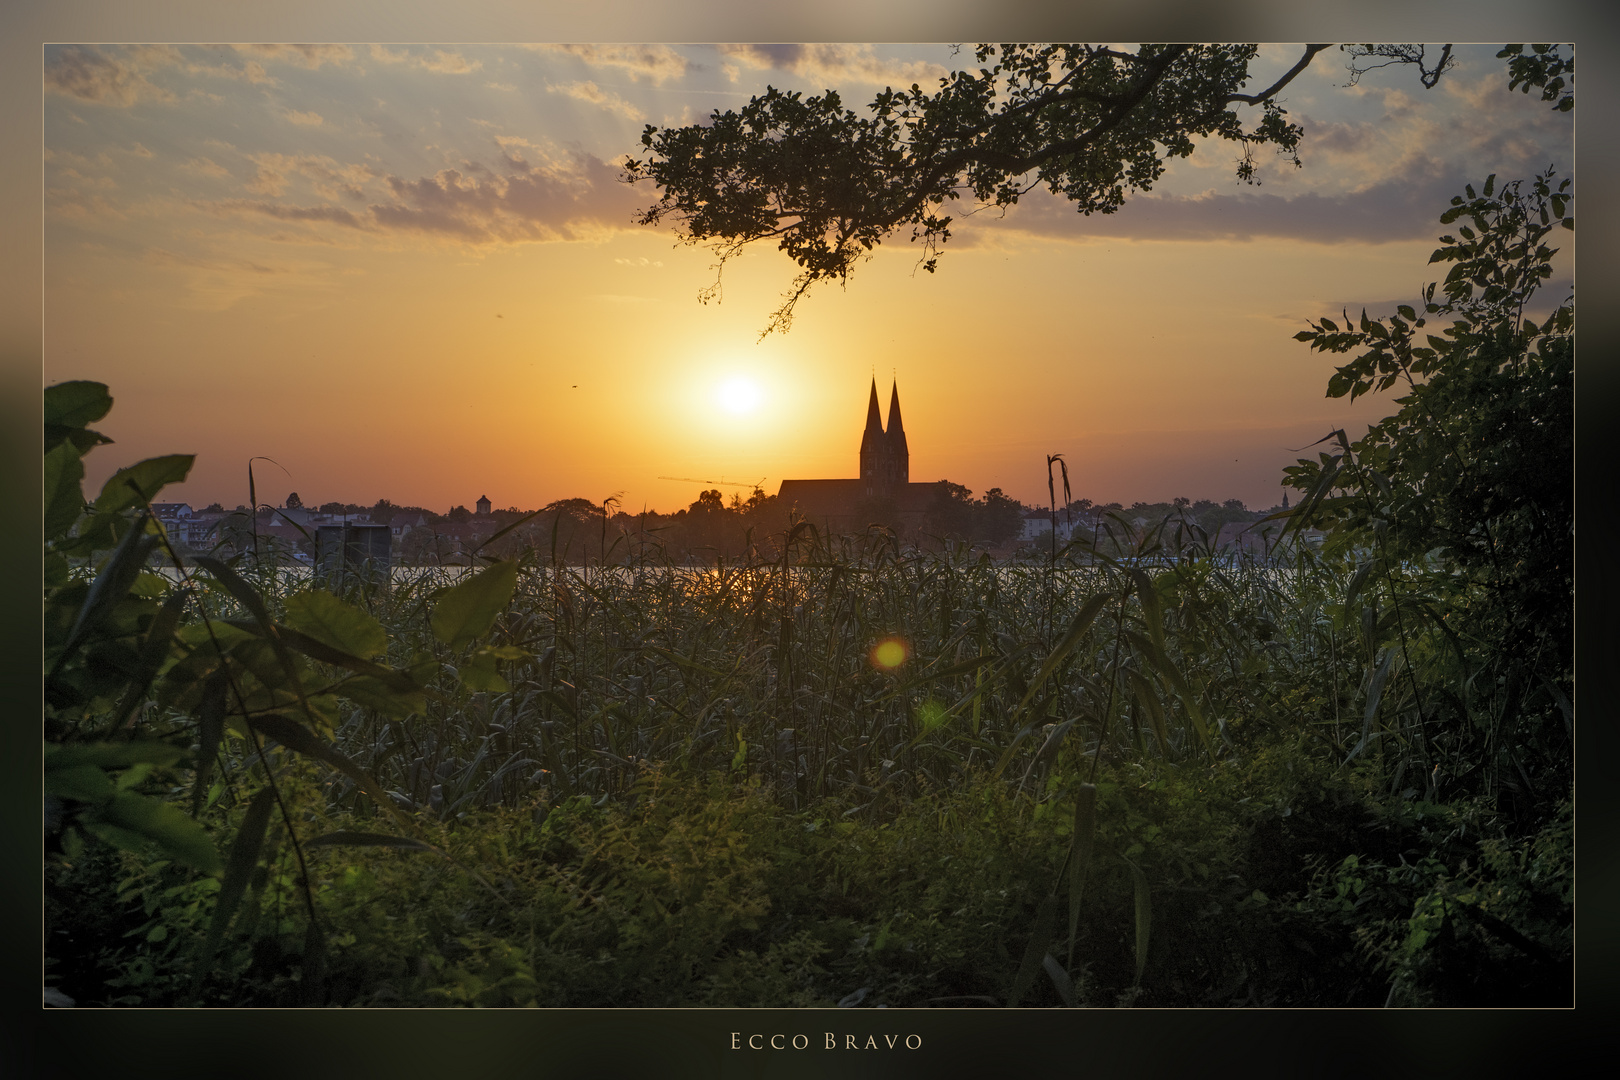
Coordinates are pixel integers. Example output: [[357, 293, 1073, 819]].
[[1007, 893, 1059, 1008], [195, 785, 275, 991], [1066, 783, 1097, 968]]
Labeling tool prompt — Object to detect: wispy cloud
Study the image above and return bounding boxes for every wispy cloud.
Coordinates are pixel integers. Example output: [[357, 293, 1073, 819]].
[[44, 45, 176, 106], [200, 141, 641, 248], [534, 44, 689, 85], [369, 45, 481, 75], [207, 199, 368, 229], [285, 109, 324, 126], [715, 44, 948, 90], [182, 157, 232, 179], [233, 43, 355, 69], [546, 80, 644, 122], [366, 149, 640, 244], [976, 164, 1471, 246], [245, 152, 374, 200]]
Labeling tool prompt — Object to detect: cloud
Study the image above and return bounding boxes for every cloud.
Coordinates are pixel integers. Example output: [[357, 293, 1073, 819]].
[[285, 110, 324, 126], [182, 157, 232, 179], [203, 143, 643, 248], [185, 55, 277, 86], [245, 153, 374, 200], [368, 45, 481, 74], [1296, 116, 1380, 158], [45, 189, 126, 221], [975, 166, 1471, 246], [209, 200, 368, 229], [233, 43, 355, 69], [535, 44, 688, 85], [44, 45, 176, 106], [546, 80, 644, 122], [715, 44, 948, 90], [368, 150, 641, 244]]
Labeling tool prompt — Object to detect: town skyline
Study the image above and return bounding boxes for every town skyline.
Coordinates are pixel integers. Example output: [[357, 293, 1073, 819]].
[[43, 43, 1571, 512]]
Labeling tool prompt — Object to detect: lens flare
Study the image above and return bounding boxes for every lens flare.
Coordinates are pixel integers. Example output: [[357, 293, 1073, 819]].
[[870, 636, 909, 670]]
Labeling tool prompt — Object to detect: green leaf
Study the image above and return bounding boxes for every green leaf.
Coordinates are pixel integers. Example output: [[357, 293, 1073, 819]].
[[56, 516, 162, 664], [198, 786, 275, 983], [247, 714, 397, 816], [430, 560, 519, 651], [1125, 856, 1151, 987], [46, 741, 187, 771], [94, 455, 195, 515], [89, 792, 222, 874], [43, 442, 86, 540], [1008, 893, 1059, 1007], [191, 669, 229, 817], [329, 674, 425, 719], [1066, 783, 1097, 968], [44, 764, 115, 802], [44, 380, 113, 431], [458, 648, 512, 693], [44, 381, 114, 452], [284, 590, 388, 660]]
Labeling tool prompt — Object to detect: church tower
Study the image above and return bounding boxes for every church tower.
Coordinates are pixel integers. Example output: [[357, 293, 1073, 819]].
[[886, 381, 909, 484], [858, 378, 910, 494]]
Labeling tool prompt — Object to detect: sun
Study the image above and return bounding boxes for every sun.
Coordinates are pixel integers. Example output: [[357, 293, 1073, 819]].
[[716, 376, 764, 415]]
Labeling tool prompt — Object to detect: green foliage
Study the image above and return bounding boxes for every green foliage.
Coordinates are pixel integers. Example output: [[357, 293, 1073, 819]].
[[626, 44, 1328, 334], [1285, 171, 1572, 819], [431, 560, 520, 651], [1498, 44, 1573, 111], [43, 382, 534, 1004]]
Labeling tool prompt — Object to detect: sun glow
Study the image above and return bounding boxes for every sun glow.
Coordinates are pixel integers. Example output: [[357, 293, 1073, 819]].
[[716, 376, 765, 415]]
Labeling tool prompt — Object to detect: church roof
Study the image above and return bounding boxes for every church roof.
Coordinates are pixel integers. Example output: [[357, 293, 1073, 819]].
[[886, 381, 909, 457], [859, 378, 885, 456]]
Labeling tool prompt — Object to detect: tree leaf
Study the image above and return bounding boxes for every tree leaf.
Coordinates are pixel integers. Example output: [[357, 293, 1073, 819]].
[[457, 648, 512, 693], [43, 443, 86, 540], [284, 590, 388, 660], [89, 792, 222, 874], [430, 560, 519, 651], [44, 381, 114, 452], [94, 455, 194, 515], [44, 380, 113, 430], [44, 764, 115, 802], [46, 741, 187, 770]]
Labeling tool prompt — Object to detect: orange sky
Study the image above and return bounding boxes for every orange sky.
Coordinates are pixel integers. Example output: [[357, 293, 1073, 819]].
[[40, 43, 1572, 514]]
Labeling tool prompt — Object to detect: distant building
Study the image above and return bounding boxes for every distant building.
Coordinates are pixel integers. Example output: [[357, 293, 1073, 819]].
[[777, 379, 940, 535], [1021, 509, 1082, 544], [317, 524, 392, 586], [476, 495, 492, 516]]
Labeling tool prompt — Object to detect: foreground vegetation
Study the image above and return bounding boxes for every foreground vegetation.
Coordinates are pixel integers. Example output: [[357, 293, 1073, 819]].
[[43, 171, 1572, 1008]]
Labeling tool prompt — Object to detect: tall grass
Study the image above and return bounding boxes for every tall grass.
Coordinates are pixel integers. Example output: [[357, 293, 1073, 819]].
[[314, 521, 1373, 827]]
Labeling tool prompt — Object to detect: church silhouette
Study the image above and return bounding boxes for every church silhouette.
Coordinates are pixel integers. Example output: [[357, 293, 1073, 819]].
[[777, 379, 939, 535]]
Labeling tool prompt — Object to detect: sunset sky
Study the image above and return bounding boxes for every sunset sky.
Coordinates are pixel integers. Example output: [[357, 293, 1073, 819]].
[[42, 42, 1572, 514]]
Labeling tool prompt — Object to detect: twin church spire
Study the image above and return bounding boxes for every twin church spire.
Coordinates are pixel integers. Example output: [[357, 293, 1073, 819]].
[[859, 378, 909, 492]]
